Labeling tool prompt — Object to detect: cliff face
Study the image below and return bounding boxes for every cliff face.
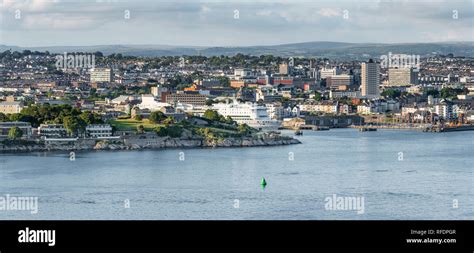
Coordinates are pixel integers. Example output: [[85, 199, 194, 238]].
[[94, 135, 300, 150], [0, 135, 301, 152]]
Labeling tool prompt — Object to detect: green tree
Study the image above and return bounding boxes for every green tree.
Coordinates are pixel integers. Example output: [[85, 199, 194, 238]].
[[149, 111, 165, 124], [166, 126, 183, 138], [203, 109, 224, 122], [137, 125, 145, 134], [134, 114, 143, 121], [79, 111, 102, 125], [217, 76, 230, 87], [237, 124, 252, 136], [0, 113, 9, 122], [224, 116, 235, 125], [426, 89, 439, 97], [8, 126, 23, 140], [313, 91, 322, 101], [155, 126, 167, 137], [163, 116, 175, 126], [381, 89, 401, 99], [440, 87, 466, 99], [155, 125, 182, 138], [63, 116, 86, 136]]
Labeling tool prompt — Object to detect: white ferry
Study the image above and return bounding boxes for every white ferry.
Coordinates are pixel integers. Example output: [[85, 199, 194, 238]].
[[212, 100, 281, 131]]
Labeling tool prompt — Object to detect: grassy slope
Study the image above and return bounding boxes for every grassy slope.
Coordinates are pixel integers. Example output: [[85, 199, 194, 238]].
[[110, 119, 161, 131]]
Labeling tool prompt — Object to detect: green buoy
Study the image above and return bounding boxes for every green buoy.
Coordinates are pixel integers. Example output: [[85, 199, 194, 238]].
[[261, 177, 267, 188]]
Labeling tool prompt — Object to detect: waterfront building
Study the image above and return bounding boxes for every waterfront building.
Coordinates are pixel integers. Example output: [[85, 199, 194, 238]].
[[435, 100, 455, 120], [361, 60, 380, 98], [357, 99, 399, 114], [265, 103, 285, 120], [38, 124, 68, 138], [85, 124, 113, 138], [305, 115, 364, 127], [0, 122, 32, 139], [299, 101, 339, 114]]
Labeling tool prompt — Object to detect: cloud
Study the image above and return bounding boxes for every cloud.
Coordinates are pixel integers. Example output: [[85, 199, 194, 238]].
[[21, 14, 99, 30], [0, 0, 472, 46], [3, 0, 54, 12], [317, 8, 341, 17]]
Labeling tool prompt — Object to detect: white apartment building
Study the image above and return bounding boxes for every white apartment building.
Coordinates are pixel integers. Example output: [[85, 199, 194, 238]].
[[434, 101, 456, 120], [265, 103, 285, 120], [38, 124, 68, 138], [358, 100, 400, 114], [319, 67, 342, 79], [233, 68, 253, 80], [299, 102, 338, 114], [138, 94, 170, 111], [86, 124, 113, 138]]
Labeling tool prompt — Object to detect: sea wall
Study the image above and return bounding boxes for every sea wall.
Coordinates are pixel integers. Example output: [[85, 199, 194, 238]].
[[0, 134, 301, 153]]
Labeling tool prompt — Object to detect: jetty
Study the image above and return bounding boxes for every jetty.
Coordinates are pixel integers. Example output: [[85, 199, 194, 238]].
[[350, 123, 430, 131], [423, 124, 474, 133]]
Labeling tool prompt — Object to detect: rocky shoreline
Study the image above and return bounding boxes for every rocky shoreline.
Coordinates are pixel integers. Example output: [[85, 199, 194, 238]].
[[0, 134, 301, 153]]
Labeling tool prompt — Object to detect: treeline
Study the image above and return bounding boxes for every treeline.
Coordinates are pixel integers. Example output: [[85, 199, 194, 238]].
[[0, 104, 103, 135], [382, 87, 468, 100], [144, 54, 316, 70], [0, 50, 51, 59], [0, 50, 104, 60], [0, 49, 317, 69]]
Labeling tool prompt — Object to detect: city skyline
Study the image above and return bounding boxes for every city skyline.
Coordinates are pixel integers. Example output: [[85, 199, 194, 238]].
[[1, 0, 473, 47]]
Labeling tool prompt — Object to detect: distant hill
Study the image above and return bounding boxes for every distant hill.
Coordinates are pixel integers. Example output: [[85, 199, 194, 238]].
[[1, 41, 473, 60]]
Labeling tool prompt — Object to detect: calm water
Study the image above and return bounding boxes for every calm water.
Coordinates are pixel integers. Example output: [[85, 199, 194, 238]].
[[0, 129, 472, 220]]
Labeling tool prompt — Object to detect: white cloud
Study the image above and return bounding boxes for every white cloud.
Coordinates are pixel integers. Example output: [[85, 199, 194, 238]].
[[0, 0, 472, 46], [21, 14, 99, 30], [3, 0, 54, 12], [317, 8, 341, 17]]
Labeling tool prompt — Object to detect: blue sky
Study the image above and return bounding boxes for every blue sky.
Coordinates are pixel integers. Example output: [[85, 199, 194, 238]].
[[0, 0, 473, 47]]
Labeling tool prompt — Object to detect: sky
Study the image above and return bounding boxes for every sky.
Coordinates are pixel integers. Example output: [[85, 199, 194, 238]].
[[0, 0, 473, 47]]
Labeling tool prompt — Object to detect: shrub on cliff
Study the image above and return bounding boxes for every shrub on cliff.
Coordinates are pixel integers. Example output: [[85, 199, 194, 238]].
[[136, 125, 145, 134], [149, 111, 165, 124], [155, 125, 183, 138], [134, 114, 143, 121]]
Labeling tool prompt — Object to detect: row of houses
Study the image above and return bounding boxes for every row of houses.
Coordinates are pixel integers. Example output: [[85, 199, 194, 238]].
[[299, 101, 353, 115], [401, 99, 470, 121]]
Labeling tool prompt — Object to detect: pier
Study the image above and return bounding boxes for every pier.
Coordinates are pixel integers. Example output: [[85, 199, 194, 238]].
[[351, 124, 474, 133], [350, 123, 429, 131], [423, 125, 474, 133], [298, 125, 330, 131]]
